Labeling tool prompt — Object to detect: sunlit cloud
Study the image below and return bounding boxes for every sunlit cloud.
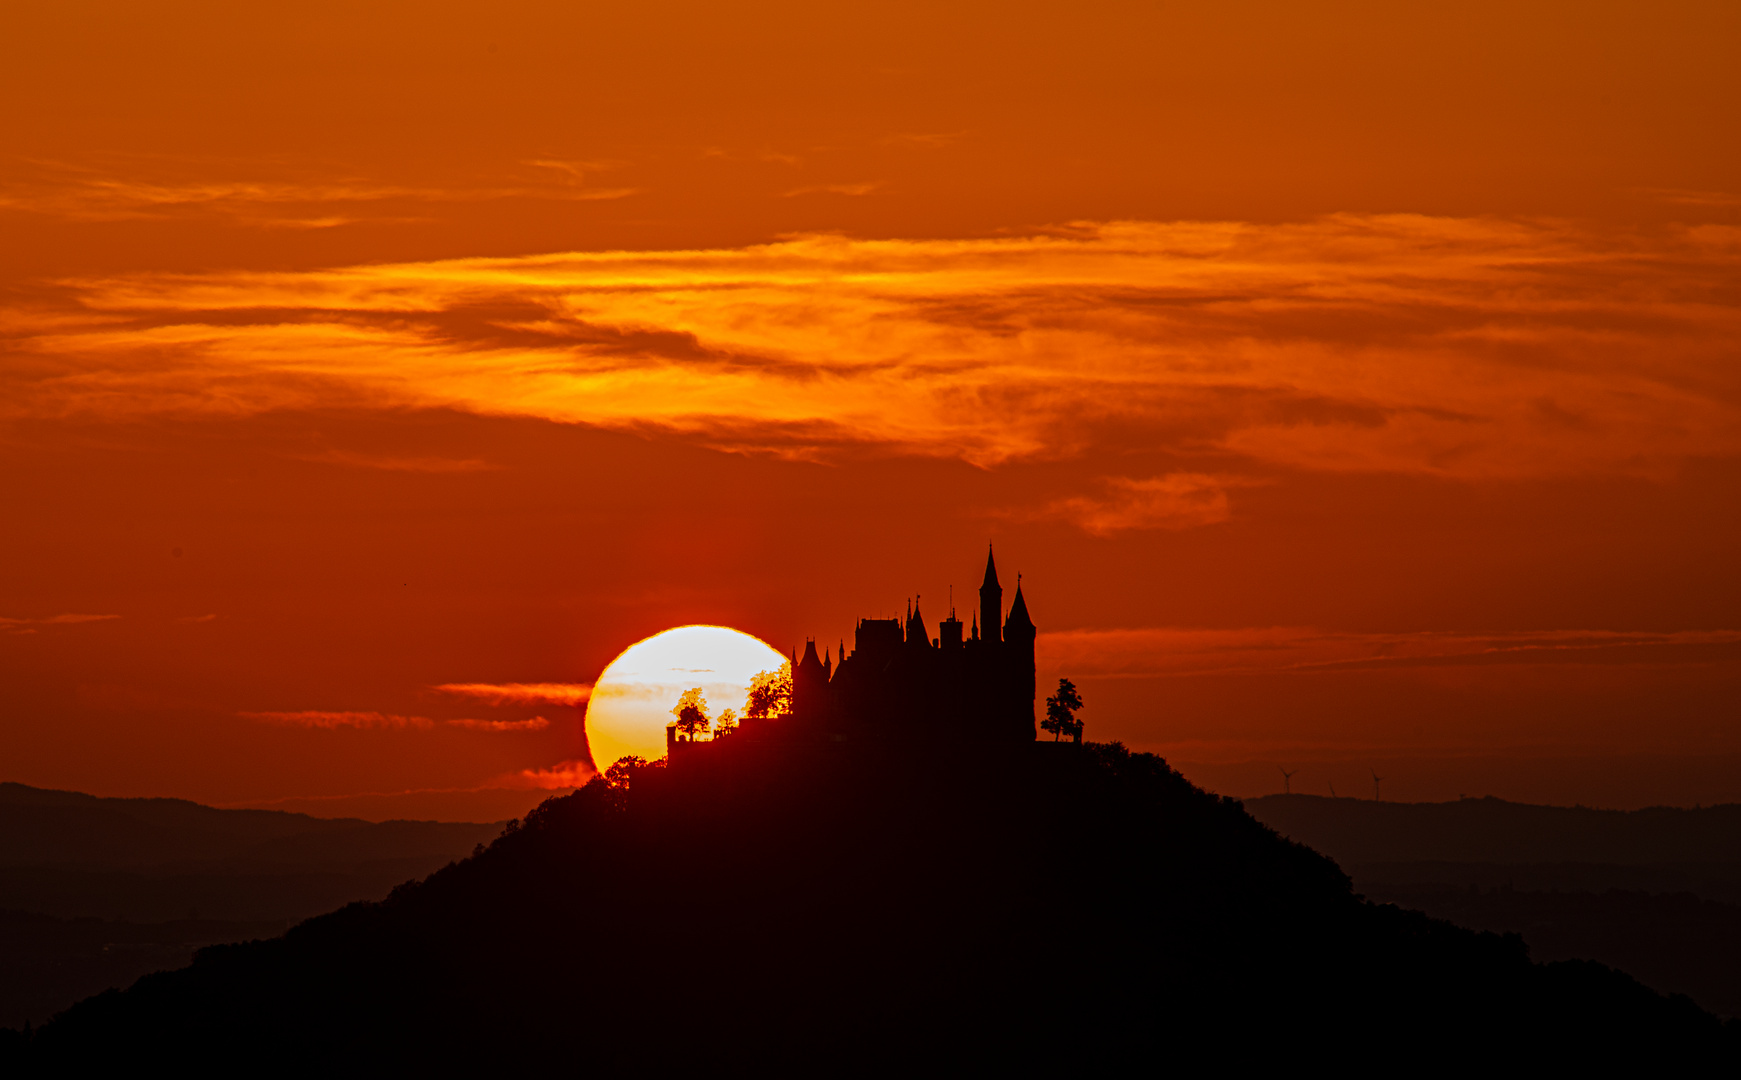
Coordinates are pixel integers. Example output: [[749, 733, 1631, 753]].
[[9, 216, 1740, 528], [241, 710, 437, 729], [434, 682, 593, 706], [1040, 627, 1741, 680]]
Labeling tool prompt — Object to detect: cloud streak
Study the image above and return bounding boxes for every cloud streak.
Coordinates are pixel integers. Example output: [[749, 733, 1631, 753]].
[[9, 216, 1740, 521], [1039, 627, 1741, 680], [242, 710, 437, 729], [0, 160, 638, 224], [446, 716, 551, 732], [1, 613, 121, 634], [1030, 474, 1240, 534], [434, 683, 593, 706], [242, 709, 553, 732], [520, 760, 594, 789], [294, 449, 499, 473]]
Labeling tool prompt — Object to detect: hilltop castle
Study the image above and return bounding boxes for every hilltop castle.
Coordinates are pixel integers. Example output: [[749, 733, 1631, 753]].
[[788, 546, 1037, 742]]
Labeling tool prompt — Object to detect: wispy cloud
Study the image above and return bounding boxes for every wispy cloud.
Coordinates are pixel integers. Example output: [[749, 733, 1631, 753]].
[[241, 708, 555, 732], [520, 759, 594, 788], [434, 682, 593, 706], [175, 613, 219, 623], [293, 449, 499, 473], [1635, 187, 1741, 208], [447, 716, 551, 732], [241, 710, 437, 729], [0, 160, 638, 224], [1, 613, 121, 634], [881, 131, 968, 148], [782, 181, 881, 197], [9, 216, 1740, 513], [1029, 474, 1241, 534]]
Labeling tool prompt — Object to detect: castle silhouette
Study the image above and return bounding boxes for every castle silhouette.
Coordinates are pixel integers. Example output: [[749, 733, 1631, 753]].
[[789, 545, 1037, 741]]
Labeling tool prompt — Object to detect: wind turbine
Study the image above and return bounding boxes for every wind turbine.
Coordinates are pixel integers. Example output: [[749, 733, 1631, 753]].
[[1328, 781, 1337, 799], [1370, 768, 1385, 802], [1278, 767, 1297, 796]]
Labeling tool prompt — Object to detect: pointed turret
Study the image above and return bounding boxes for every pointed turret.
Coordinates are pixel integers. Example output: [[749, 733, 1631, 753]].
[[1005, 576, 1034, 635], [907, 596, 931, 649], [794, 638, 830, 722], [979, 544, 1003, 647], [1002, 573, 1038, 741]]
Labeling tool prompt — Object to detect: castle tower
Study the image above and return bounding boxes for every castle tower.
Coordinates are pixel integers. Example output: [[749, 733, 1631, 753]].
[[794, 638, 830, 722], [1003, 576, 1037, 740], [939, 605, 964, 649], [979, 546, 1003, 647]]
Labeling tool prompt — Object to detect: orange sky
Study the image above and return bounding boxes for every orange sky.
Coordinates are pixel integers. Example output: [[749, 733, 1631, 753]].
[[3, 0, 1739, 817]]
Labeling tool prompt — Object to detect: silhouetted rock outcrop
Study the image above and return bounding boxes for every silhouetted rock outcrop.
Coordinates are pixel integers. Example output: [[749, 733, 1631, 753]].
[[6, 744, 1735, 1071]]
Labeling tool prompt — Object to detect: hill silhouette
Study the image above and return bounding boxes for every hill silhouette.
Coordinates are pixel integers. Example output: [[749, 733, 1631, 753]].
[[6, 744, 1735, 1071]]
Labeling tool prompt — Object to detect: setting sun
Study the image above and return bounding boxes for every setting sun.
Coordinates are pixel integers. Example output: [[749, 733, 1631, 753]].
[[585, 626, 787, 771]]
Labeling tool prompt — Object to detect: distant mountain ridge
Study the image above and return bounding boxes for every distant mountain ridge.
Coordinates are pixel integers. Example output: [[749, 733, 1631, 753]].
[[0, 781, 504, 1027], [0, 782, 502, 870], [1246, 793, 1741, 1018]]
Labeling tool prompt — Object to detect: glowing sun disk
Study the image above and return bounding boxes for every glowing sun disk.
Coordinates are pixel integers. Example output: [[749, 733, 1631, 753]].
[[585, 625, 786, 770]]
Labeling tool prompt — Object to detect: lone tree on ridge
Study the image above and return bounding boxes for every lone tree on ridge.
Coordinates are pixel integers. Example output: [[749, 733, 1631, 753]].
[[1043, 678, 1085, 743]]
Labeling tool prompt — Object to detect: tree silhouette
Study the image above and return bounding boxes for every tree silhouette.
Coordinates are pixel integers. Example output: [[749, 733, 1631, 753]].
[[714, 707, 739, 737], [744, 664, 793, 719], [1042, 678, 1084, 742], [602, 757, 644, 789], [671, 688, 711, 740]]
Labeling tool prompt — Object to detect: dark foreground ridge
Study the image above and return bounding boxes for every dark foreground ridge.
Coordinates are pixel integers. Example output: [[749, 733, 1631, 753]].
[[5, 741, 1736, 1071]]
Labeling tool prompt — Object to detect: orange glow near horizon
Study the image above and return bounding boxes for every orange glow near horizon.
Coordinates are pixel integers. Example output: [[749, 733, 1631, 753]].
[[1, 0, 1738, 819]]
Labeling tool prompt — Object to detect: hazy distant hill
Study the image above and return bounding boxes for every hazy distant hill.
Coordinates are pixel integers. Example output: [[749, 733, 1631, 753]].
[[0, 783, 502, 1027], [1246, 794, 1741, 1017], [0, 782, 503, 922], [1245, 794, 1741, 869], [8, 744, 1733, 1070]]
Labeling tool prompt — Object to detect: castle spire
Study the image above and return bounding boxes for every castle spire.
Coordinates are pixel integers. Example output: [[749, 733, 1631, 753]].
[[979, 543, 1003, 646], [1005, 574, 1034, 633]]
